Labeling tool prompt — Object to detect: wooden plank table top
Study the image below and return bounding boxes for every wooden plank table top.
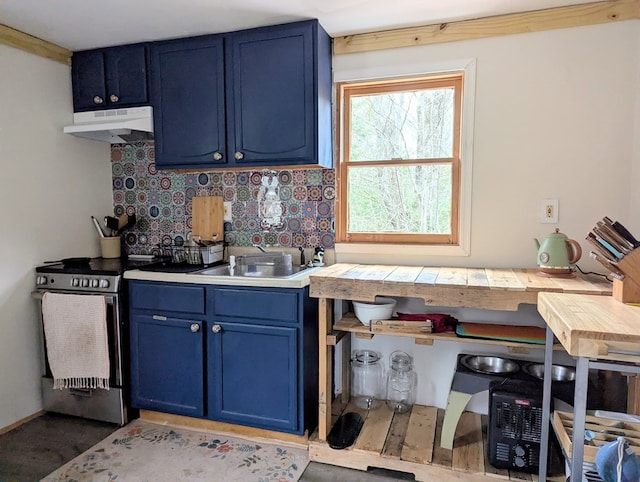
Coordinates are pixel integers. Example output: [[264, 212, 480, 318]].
[[309, 264, 612, 311], [538, 291, 640, 360]]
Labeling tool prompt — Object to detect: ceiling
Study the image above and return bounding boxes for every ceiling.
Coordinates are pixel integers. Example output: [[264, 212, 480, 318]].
[[2, 0, 603, 51]]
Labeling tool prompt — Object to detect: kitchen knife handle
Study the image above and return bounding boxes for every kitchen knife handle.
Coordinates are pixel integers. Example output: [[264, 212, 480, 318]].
[[612, 221, 640, 248]]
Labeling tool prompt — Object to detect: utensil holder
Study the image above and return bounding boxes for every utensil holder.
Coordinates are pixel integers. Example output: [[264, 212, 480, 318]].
[[613, 247, 640, 303], [100, 236, 121, 259]]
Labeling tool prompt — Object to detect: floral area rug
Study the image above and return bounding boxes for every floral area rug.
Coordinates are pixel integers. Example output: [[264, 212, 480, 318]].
[[42, 419, 309, 482]]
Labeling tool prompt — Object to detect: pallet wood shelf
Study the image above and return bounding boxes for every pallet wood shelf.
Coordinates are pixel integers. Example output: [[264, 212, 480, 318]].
[[308, 401, 565, 481], [552, 411, 640, 463], [334, 313, 566, 351], [309, 264, 613, 481]]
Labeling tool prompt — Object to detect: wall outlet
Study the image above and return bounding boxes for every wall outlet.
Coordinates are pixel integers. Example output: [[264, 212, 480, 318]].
[[540, 199, 559, 223], [223, 201, 232, 222]]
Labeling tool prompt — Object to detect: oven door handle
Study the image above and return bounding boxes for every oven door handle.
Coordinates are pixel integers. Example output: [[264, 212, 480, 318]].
[[31, 290, 117, 304]]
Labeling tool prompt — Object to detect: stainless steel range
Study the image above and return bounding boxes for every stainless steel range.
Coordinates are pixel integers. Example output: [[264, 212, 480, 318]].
[[33, 257, 150, 425]]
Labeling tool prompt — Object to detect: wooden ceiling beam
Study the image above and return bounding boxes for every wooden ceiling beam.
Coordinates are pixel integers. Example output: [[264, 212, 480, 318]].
[[0, 24, 71, 65], [334, 0, 640, 55]]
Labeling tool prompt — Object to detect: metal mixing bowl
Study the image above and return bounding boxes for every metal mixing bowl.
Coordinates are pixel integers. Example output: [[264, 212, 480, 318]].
[[460, 355, 519, 375], [523, 363, 576, 382]]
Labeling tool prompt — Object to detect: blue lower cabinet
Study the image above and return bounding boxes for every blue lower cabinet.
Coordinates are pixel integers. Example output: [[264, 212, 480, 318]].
[[207, 321, 298, 432], [130, 313, 204, 417]]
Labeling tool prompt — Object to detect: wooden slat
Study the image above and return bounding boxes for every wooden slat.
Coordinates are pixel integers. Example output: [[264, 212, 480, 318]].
[[309, 263, 358, 278], [452, 411, 484, 473], [351, 264, 398, 281], [415, 267, 441, 285], [384, 265, 423, 284], [353, 404, 395, 453], [0, 24, 71, 65], [431, 408, 453, 468], [485, 269, 526, 290], [467, 268, 490, 288], [318, 298, 333, 441], [339, 264, 380, 280], [333, 0, 640, 55], [435, 267, 468, 286], [401, 405, 438, 464], [513, 269, 564, 293], [381, 410, 412, 459]]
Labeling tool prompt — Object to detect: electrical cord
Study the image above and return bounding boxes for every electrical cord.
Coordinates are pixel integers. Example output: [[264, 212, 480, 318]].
[[575, 264, 614, 283]]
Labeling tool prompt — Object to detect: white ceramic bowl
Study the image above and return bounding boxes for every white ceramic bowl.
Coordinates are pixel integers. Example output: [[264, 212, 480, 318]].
[[352, 297, 397, 325]]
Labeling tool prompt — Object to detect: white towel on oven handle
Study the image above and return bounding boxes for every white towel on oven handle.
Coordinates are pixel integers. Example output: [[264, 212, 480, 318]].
[[42, 292, 110, 390]]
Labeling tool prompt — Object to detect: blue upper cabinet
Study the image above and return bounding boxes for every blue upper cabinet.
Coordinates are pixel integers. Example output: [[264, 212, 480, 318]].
[[72, 44, 149, 112], [225, 20, 332, 168], [151, 19, 332, 170], [150, 35, 226, 168]]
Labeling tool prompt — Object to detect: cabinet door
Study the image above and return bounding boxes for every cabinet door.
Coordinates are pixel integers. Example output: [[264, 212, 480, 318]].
[[130, 314, 204, 417], [207, 321, 298, 432], [151, 36, 227, 168], [104, 44, 148, 108], [72, 50, 107, 111], [225, 21, 315, 166]]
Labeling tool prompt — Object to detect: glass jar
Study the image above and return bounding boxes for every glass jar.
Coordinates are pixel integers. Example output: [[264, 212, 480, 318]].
[[351, 350, 384, 409], [386, 351, 417, 413]]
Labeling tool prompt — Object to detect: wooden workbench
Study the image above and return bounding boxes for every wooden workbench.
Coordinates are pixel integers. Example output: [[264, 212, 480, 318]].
[[537, 292, 640, 481], [308, 264, 612, 481]]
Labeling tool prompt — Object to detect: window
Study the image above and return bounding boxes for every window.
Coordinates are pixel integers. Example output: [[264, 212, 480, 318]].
[[336, 73, 463, 246]]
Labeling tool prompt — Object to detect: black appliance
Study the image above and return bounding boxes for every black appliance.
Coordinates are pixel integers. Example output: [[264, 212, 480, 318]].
[[33, 257, 154, 425], [488, 380, 545, 473]]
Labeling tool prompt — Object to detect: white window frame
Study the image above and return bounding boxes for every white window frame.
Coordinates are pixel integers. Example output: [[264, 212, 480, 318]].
[[334, 57, 476, 260]]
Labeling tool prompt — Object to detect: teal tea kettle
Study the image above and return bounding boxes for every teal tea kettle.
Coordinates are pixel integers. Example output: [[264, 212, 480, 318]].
[[534, 228, 582, 277]]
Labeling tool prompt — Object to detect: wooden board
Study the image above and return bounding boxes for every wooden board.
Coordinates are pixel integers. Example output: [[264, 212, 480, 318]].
[[192, 196, 223, 241]]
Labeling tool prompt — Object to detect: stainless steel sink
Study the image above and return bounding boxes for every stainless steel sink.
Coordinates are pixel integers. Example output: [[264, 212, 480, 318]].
[[196, 262, 311, 279]]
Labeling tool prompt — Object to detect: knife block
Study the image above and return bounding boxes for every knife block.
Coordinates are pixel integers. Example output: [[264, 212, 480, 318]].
[[613, 247, 640, 303]]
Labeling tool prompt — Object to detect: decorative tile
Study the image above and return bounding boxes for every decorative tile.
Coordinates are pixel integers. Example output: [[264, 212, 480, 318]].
[[111, 142, 336, 253]]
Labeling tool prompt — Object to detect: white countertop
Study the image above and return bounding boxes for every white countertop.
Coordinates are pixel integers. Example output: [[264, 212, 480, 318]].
[[124, 266, 322, 289]]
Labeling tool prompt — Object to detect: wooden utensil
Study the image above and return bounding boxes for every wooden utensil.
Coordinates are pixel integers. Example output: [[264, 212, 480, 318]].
[[192, 196, 224, 241]]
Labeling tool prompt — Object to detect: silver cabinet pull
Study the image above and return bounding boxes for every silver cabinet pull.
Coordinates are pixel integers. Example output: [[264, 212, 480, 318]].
[[93, 95, 104, 104], [212, 324, 222, 333], [213, 152, 223, 161], [190, 323, 200, 333], [110, 94, 119, 103], [152, 315, 167, 321], [234, 151, 244, 160]]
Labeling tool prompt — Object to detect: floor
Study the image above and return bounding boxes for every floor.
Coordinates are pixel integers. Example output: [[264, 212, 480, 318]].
[[0, 413, 411, 482]]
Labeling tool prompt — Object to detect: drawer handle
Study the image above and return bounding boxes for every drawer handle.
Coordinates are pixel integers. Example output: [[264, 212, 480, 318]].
[[234, 151, 244, 160], [212, 324, 222, 333], [190, 323, 200, 333], [152, 315, 167, 321], [213, 151, 223, 161], [110, 94, 119, 103], [93, 95, 104, 104]]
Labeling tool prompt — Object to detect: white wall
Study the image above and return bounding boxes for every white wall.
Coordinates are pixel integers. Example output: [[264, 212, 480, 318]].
[[0, 45, 113, 429], [334, 21, 640, 411], [334, 21, 640, 270]]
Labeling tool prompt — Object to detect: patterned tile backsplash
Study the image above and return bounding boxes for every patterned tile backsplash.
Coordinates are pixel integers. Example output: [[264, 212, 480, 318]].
[[111, 142, 336, 255]]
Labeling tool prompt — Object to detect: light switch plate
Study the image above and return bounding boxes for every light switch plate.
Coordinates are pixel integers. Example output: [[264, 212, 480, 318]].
[[540, 199, 558, 223], [223, 201, 232, 222]]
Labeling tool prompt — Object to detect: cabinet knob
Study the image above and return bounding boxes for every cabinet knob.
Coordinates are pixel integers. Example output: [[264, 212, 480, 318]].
[[213, 152, 223, 161], [212, 324, 222, 333], [110, 94, 119, 103], [190, 323, 200, 333], [234, 151, 244, 160], [93, 96, 104, 104]]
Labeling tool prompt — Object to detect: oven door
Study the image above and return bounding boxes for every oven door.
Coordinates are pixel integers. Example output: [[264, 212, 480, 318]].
[[32, 290, 128, 425]]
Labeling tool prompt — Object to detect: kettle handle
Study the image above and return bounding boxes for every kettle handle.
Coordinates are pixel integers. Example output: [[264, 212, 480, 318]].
[[566, 239, 582, 264]]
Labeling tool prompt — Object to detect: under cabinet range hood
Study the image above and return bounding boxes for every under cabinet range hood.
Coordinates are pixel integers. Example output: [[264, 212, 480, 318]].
[[63, 106, 153, 144]]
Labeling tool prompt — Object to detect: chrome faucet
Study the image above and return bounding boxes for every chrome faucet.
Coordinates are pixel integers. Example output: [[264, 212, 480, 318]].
[[252, 244, 268, 253]]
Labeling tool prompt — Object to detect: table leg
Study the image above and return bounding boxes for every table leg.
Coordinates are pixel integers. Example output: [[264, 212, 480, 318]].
[[318, 298, 333, 441], [538, 325, 555, 479], [570, 357, 589, 481]]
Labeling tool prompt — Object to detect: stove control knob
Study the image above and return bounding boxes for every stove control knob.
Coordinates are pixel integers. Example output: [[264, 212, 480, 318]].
[[36, 275, 48, 286], [82, 278, 90, 287], [99, 279, 110, 289], [514, 456, 525, 468], [72, 278, 80, 287], [514, 445, 525, 457], [91, 279, 99, 288]]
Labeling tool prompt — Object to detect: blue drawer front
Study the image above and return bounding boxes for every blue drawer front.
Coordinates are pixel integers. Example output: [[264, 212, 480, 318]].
[[129, 282, 206, 314], [212, 288, 299, 323]]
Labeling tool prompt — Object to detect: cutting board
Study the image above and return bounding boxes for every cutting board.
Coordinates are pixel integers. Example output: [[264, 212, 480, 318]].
[[192, 196, 224, 241]]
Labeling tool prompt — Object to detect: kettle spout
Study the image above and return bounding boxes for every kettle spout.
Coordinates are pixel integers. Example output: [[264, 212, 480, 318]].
[[533, 238, 540, 250]]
